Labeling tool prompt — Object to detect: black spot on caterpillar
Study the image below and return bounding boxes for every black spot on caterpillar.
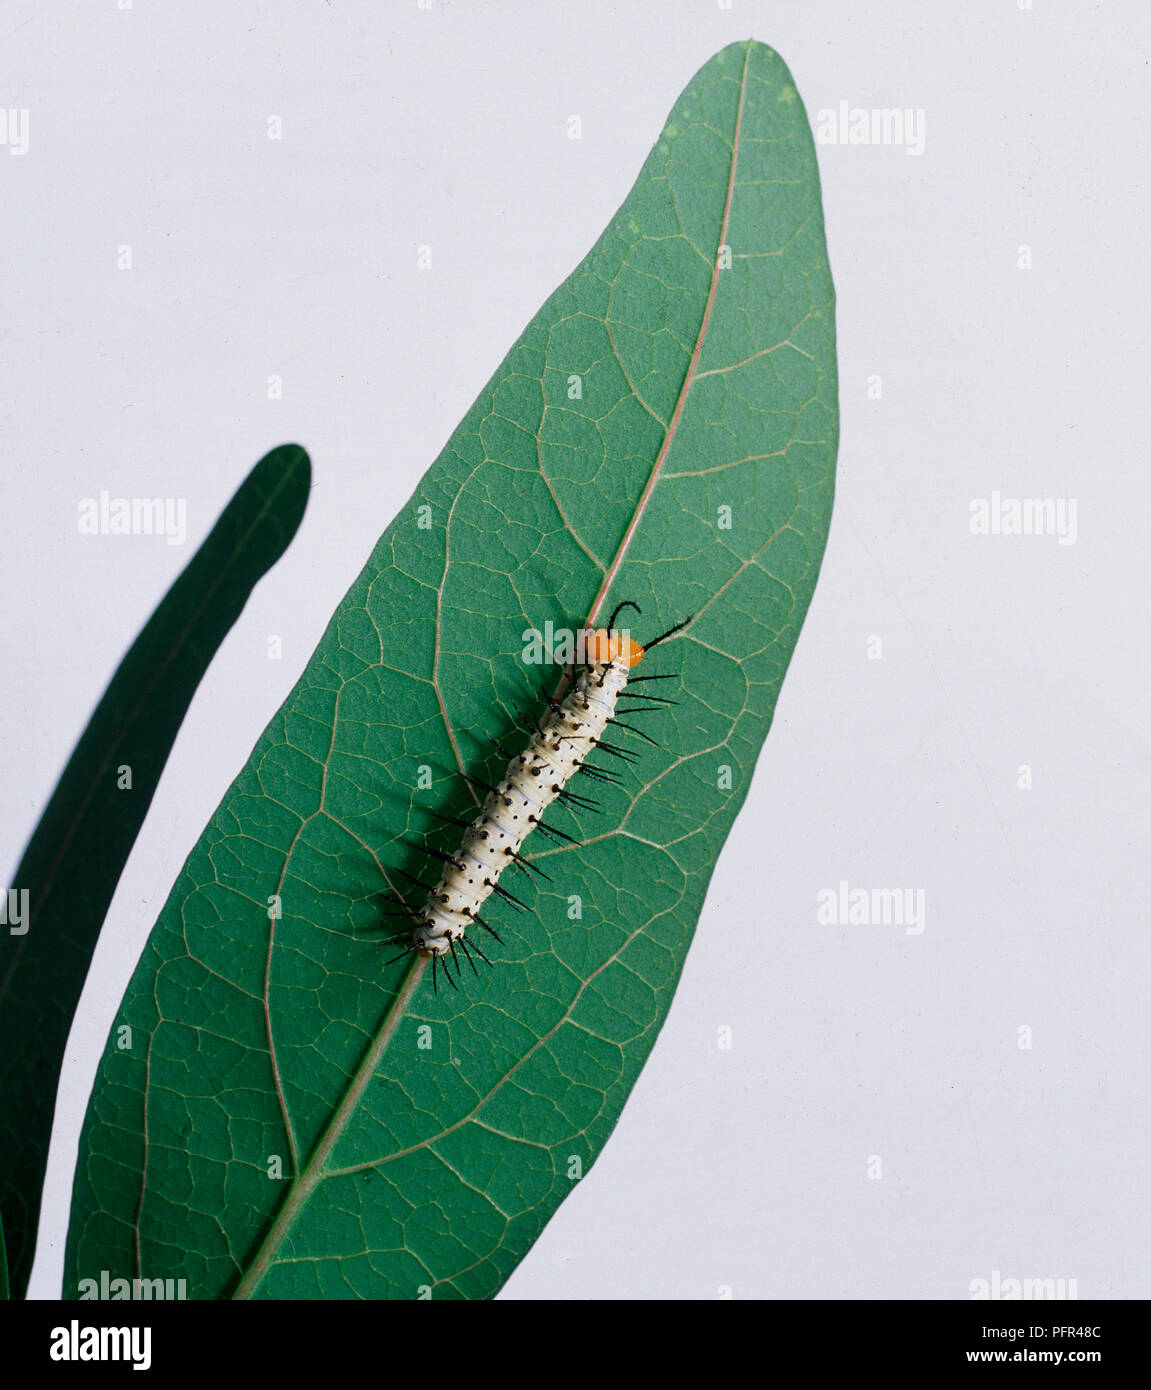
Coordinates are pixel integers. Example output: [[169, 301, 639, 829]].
[[386, 603, 692, 992]]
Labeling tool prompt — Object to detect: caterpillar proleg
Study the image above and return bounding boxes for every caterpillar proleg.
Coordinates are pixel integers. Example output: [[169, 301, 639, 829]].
[[388, 603, 691, 989]]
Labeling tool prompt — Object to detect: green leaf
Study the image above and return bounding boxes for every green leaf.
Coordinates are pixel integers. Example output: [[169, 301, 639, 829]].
[[66, 39, 837, 1300], [0, 1209, 9, 1301], [0, 444, 311, 1299]]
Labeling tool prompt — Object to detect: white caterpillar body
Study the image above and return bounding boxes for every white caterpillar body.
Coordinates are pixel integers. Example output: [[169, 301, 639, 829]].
[[412, 657, 630, 958]]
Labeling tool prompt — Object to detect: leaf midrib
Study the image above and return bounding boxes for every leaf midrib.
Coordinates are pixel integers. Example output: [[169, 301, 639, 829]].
[[581, 41, 751, 633]]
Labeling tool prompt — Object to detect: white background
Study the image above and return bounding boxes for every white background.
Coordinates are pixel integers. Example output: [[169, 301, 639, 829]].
[[3, 0, 1148, 1300]]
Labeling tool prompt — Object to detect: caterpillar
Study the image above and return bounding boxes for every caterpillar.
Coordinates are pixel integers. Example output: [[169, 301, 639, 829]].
[[386, 602, 691, 991]]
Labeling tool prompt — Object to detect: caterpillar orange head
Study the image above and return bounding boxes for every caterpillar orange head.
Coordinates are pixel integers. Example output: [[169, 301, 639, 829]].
[[587, 628, 645, 669]]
